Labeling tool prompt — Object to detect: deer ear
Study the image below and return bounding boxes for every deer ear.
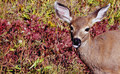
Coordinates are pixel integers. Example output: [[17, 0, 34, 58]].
[[54, 1, 72, 23], [92, 3, 110, 24]]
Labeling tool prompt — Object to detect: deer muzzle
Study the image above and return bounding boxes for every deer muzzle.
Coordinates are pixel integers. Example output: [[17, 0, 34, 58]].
[[72, 38, 81, 48]]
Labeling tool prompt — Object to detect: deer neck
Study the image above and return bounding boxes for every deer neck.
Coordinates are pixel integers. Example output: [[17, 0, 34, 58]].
[[78, 34, 95, 64]]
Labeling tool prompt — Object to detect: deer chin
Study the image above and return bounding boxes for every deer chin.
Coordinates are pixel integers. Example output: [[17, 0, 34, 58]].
[[73, 44, 81, 48]]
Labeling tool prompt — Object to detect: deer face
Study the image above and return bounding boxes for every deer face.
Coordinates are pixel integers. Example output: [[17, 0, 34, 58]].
[[70, 16, 92, 48], [54, 1, 110, 48]]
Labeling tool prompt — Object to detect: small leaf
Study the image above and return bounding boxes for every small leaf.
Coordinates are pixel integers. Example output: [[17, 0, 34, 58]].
[[45, 66, 52, 69], [15, 65, 21, 70], [22, 13, 30, 19], [36, 68, 42, 72], [1, 32, 7, 36], [88, 0, 93, 4], [48, 21, 56, 27], [7, 69, 13, 72], [9, 48, 15, 51], [26, 5, 32, 9], [40, 58, 44, 63], [29, 58, 43, 69]]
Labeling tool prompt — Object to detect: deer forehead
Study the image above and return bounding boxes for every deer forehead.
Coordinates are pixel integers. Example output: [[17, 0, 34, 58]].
[[71, 16, 91, 29]]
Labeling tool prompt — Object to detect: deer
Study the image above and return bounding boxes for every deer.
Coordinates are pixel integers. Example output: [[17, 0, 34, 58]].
[[54, 1, 120, 74]]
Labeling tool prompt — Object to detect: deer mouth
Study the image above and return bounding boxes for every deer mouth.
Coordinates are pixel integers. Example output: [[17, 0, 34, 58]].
[[73, 44, 81, 48]]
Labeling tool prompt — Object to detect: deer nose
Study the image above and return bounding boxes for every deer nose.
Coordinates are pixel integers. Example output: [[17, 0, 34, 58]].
[[72, 38, 81, 48]]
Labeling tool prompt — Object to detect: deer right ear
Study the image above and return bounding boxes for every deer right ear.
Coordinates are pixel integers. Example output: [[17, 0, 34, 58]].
[[54, 1, 72, 23]]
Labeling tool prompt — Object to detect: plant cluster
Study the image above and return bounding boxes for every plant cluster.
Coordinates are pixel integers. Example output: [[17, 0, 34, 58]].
[[0, 15, 88, 73], [0, 0, 119, 73], [91, 19, 119, 38]]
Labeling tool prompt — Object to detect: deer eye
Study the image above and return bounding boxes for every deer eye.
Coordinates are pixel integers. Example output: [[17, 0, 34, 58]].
[[70, 26, 73, 30], [70, 26, 74, 32], [85, 28, 90, 32]]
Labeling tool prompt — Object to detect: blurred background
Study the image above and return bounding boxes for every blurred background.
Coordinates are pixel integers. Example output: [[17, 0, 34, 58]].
[[0, 0, 119, 73]]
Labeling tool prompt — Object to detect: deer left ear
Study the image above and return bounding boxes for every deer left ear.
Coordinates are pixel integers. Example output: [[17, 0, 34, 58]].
[[92, 3, 110, 24]]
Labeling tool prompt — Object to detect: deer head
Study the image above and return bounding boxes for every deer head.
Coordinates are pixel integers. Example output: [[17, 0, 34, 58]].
[[54, 1, 110, 48]]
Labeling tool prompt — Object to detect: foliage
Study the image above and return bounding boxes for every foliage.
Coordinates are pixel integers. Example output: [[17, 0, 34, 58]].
[[0, 0, 119, 73], [0, 15, 87, 73]]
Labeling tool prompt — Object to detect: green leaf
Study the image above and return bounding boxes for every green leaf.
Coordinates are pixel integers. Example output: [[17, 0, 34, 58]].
[[109, 17, 114, 25], [40, 58, 44, 63], [26, 5, 32, 9], [9, 48, 15, 51], [7, 69, 13, 72], [1, 32, 7, 36], [116, 11, 120, 18], [29, 58, 44, 70], [15, 65, 21, 70], [29, 58, 40, 69], [24, 9, 29, 13], [22, 13, 30, 19], [88, 0, 93, 4], [45, 66, 52, 69], [36, 68, 42, 72]]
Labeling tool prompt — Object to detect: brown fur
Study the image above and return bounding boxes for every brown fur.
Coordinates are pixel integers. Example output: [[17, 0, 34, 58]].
[[72, 16, 120, 74], [54, 2, 120, 73]]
